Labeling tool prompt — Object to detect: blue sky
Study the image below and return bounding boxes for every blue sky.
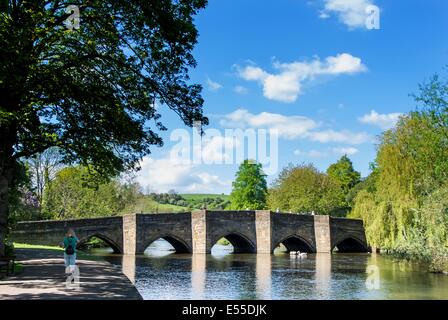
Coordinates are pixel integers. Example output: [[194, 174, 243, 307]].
[[135, 0, 448, 194]]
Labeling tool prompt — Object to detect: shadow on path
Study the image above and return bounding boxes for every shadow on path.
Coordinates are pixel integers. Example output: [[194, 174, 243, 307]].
[[0, 249, 142, 300]]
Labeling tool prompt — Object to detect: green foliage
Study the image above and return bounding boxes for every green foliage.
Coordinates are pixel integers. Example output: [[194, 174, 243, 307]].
[[180, 193, 231, 210], [0, 0, 208, 176], [78, 237, 109, 250], [122, 196, 187, 214], [351, 71, 448, 272], [141, 192, 231, 211], [346, 167, 378, 207], [7, 162, 41, 233], [327, 155, 361, 194], [326, 155, 361, 215], [268, 163, 345, 215], [186, 196, 230, 210], [42, 166, 141, 219], [0, 0, 208, 253], [229, 160, 267, 210]]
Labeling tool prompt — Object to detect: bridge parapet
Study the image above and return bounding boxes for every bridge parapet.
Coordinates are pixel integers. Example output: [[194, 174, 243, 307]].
[[13, 216, 124, 253], [12, 211, 369, 254]]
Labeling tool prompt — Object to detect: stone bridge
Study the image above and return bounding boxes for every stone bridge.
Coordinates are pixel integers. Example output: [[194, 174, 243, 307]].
[[12, 210, 369, 254]]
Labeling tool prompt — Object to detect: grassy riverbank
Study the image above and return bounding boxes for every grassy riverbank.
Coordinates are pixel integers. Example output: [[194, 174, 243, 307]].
[[0, 248, 142, 300], [384, 247, 448, 275], [13, 243, 102, 261]]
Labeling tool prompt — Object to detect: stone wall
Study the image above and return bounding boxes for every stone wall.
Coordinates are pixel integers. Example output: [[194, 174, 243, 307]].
[[12, 211, 369, 255], [314, 215, 331, 253], [136, 213, 192, 253], [205, 210, 257, 253], [13, 216, 124, 253], [271, 213, 316, 252], [255, 210, 272, 254], [330, 217, 369, 252]]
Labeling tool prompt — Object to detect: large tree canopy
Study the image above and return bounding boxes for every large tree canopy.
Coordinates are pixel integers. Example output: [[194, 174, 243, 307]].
[[268, 163, 345, 215], [350, 73, 448, 271], [326, 155, 360, 195], [0, 0, 208, 254], [230, 160, 267, 210]]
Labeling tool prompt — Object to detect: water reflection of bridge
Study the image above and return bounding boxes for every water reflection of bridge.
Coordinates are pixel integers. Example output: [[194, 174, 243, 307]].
[[120, 252, 372, 299], [12, 210, 369, 254]]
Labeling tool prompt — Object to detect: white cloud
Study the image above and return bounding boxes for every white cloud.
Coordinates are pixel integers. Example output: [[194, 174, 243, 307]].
[[320, 0, 377, 29], [206, 77, 222, 91], [358, 110, 403, 130], [136, 156, 229, 193], [234, 85, 249, 94], [308, 129, 369, 144], [221, 108, 369, 144], [236, 53, 366, 103], [294, 146, 359, 158], [331, 147, 359, 155], [294, 149, 328, 158], [187, 172, 229, 193], [220, 109, 318, 140], [199, 135, 240, 164]]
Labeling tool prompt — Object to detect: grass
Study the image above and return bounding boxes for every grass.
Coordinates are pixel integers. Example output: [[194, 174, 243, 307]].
[[13, 242, 99, 261], [122, 197, 188, 213], [14, 243, 63, 251], [122, 194, 231, 213], [180, 193, 230, 201]]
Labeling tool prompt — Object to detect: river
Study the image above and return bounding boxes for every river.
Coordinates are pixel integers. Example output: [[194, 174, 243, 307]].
[[87, 239, 448, 300]]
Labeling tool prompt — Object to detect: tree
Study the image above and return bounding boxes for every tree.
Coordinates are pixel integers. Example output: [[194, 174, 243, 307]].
[[42, 166, 141, 219], [350, 71, 448, 263], [230, 160, 267, 210], [28, 147, 63, 206], [268, 163, 345, 215], [327, 155, 361, 194], [0, 0, 208, 255], [326, 155, 361, 215]]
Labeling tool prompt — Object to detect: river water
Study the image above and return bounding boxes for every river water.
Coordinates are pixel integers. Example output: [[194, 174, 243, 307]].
[[89, 240, 448, 300]]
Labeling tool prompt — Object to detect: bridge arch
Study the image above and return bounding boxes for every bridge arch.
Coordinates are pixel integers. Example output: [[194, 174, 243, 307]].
[[211, 232, 256, 254], [77, 233, 122, 254], [274, 235, 315, 253], [143, 234, 192, 254], [332, 236, 368, 253]]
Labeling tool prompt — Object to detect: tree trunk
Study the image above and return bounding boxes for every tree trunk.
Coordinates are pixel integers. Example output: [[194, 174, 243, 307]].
[[0, 175, 9, 257], [0, 132, 15, 257], [0, 167, 12, 256]]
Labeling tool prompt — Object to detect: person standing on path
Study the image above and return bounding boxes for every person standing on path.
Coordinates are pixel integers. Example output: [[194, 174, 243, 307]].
[[62, 229, 79, 274]]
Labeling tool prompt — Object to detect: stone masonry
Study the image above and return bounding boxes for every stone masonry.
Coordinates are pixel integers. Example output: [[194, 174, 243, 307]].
[[12, 211, 369, 254]]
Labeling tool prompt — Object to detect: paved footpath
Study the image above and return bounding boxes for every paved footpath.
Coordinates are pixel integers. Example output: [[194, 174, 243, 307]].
[[0, 249, 142, 300]]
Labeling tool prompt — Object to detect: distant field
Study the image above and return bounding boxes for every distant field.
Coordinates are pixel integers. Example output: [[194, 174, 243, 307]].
[[122, 194, 231, 214], [180, 194, 230, 201], [122, 197, 188, 214]]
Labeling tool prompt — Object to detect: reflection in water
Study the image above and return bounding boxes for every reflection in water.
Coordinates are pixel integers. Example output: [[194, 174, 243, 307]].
[[315, 253, 331, 299], [122, 254, 136, 284], [256, 254, 271, 299], [191, 254, 206, 299], [92, 239, 448, 300]]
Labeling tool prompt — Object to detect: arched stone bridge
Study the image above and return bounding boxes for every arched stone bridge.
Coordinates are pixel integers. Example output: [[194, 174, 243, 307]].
[[12, 210, 369, 254]]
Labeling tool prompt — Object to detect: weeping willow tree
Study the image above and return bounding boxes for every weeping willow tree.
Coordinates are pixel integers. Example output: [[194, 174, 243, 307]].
[[350, 72, 448, 271]]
